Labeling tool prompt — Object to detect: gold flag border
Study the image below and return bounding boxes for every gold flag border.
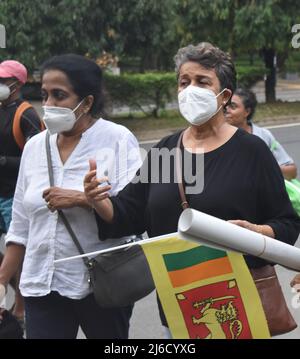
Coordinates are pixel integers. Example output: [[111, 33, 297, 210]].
[[142, 235, 270, 339]]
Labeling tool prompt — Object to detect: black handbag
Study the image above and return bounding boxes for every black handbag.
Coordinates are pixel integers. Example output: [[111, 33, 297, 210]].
[[45, 132, 155, 308], [88, 243, 155, 308]]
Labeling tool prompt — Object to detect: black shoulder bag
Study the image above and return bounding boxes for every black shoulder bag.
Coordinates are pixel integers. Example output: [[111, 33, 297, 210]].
[[45, 132, 155, 308]]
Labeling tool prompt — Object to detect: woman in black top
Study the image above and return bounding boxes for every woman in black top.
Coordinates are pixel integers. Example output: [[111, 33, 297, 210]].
[[84, 42, 300, 329]]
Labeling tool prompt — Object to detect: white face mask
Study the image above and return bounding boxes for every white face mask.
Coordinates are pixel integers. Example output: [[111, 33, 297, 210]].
[[0, 81, 18, 101], [42, 100, 85, 135], [178, 85, 227, 126]]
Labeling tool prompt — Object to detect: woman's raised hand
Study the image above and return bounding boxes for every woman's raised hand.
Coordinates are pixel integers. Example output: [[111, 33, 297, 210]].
[[83, 160, 114, 222]]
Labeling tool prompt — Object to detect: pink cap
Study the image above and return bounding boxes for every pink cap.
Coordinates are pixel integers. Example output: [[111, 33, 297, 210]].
[[0, 60, 27, 84]]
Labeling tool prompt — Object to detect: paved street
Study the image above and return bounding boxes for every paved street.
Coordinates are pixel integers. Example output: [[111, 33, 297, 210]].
[[253, 78, 300, 103]]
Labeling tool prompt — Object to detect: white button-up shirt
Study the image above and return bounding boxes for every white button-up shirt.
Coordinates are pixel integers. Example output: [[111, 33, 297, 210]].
[[6, 119, 142, 299]]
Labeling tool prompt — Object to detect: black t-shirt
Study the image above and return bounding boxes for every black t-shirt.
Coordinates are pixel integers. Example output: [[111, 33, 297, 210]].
[[95, 128, 300, 324], [0, 99, 42, 197], [97, 128, 299, 250]]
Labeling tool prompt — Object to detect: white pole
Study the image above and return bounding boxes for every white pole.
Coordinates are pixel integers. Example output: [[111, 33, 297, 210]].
[[54, 232, 177, 264]]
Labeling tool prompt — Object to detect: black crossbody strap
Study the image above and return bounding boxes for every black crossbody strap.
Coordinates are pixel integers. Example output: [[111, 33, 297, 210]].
[[45, 132, 92, 269]]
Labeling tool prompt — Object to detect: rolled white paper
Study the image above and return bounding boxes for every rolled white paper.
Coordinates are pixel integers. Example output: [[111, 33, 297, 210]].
[[179, 231, 236, 253], [178, 208, 300, 271]]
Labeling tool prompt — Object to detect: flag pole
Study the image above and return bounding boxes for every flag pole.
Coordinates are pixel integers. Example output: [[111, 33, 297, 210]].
[[54, 232, 178, 265]]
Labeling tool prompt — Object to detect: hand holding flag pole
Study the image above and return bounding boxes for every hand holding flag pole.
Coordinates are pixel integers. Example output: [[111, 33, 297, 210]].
[[178, 208, 300, 271], [54, 208, 300, 272]]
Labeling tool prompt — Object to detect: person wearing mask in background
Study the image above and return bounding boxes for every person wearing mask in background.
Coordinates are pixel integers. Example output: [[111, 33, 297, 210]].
[[0, 54, 141, 339], [225, 87, 297, 180], [0, 60, 43, 328], [226, 89, 300, 302]]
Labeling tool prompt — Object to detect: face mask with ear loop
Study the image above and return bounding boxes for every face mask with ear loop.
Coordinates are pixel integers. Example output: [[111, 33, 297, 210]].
[[178, 85, 228, 126], [42, 99, 86, 135], [0, 81, 19, 101]]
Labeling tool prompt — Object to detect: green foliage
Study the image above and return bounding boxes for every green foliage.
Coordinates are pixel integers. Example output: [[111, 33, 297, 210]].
[[104, 72, 177, 117], [233, 0, 300, 64], [236, 65, 266, 88], [173, 0, 300, 102], [1, 0, 299, 103], [104, 65, 264, 117], [0, 0, 124, 71], [174, 0, 300, 56], [282, 52, 300, 73], [115, 1, 178, 71], [0, 0, 178, 72]]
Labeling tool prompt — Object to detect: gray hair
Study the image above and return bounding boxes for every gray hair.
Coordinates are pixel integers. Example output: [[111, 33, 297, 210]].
[[174, 42, 236, 94]]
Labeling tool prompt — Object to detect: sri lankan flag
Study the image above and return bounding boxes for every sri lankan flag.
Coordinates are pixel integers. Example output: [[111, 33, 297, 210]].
[[142, 235, 270, 339]]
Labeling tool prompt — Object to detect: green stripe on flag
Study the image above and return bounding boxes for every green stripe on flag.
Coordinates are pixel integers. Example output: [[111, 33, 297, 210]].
[[163, 246, 227, 272]]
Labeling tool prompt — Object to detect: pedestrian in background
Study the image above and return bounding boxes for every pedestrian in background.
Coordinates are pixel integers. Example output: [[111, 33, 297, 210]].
[[0, 60, 43, 328], [225, 87, 297, 180]]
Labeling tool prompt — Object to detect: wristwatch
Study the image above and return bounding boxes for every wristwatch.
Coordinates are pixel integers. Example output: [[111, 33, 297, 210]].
[[0, 156, 6, 166]]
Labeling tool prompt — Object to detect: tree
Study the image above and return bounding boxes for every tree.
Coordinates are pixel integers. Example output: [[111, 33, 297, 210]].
[[0, 0, 299, 102], [0, 0, 179, 73], [0, 0, 124, 71], [174, 0, 300, 102], [115, 0, 178, 72], [234, 0, 299, 102]]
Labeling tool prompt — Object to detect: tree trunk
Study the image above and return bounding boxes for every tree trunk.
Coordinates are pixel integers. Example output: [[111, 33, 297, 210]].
[[262, 48, 276, 103]]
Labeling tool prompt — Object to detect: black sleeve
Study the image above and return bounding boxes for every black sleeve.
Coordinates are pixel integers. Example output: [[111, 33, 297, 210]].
[[95, 154, 150, 240], [20, 108, 42, 141], [256, 141, 300, 245], [2, 156, 20, 171]]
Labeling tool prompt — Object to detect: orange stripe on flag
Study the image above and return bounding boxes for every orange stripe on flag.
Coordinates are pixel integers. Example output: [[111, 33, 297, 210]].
[[168, 257, 233, 287]]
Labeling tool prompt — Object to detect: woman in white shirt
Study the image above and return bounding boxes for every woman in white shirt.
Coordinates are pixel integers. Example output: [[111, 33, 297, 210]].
[[0, 54, 142, 339], [225, 88, 297, 180]]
